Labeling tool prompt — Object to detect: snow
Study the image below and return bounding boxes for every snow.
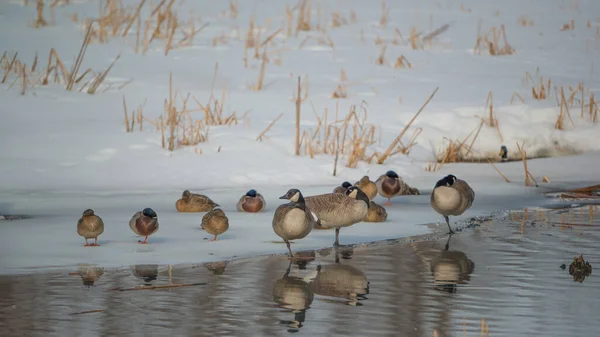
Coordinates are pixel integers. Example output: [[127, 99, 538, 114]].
[[1, 0, 599, 275]]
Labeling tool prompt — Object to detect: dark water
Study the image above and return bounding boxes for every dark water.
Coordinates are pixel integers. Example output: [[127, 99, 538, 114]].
[[0, 206, 599, 337]]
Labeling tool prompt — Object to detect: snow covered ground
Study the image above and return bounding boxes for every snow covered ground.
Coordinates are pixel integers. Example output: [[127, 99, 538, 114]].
[[0, 0, 599, 275]]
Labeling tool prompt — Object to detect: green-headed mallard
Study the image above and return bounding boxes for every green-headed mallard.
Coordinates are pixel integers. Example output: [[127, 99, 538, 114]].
[[430, 174, 475, 234], [77, 209, 104, 247], [175, 190, 219, 212], [201, 207, 229, 241], [375, 170, 407, 205], [364, 201, 387, 222], [354, 176, 377, 201], [304, 186, 369, 247], [333, 181, 352, 194], [129, 208, 159, 244], [236, 189, 266, 213], [273, 189, 315, 257]]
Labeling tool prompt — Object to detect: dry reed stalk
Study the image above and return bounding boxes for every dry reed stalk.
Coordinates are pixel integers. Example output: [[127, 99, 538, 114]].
[[379, 1, 388, 27], [510, 91, 525, 104], [487, 159, 511, 182], [555, 87, 575, 130], [295, 76, 302, 155], [111, 282, 208, 291], [252, 52, 267, 91], [67, 22, 93, 91], [474, 23, 515, 56], [376, 44, 387, 65], [484, 91, 496, 127], [516, 142, 538, 187], [393, 55, 412, 68], [256, 113, 284, 141], [34, 0, 48, 28], [295, 0, 312, 36], [86, 54, 120, 94], [69, 309, 105, 316], [376, 87, 439, 164]]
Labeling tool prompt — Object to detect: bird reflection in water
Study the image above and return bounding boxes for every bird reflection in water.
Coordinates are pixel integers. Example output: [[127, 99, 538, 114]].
[[308, 248, 369, 306], [272, 260, 314, 333], [430, 235, 475, 293], [205, 261, 228, 275], [76, 266, 104, 287], [293, 250, 316, 270], [132, 264, 159, 286]]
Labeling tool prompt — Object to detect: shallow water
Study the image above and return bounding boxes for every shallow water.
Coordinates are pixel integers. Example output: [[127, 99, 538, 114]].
[[0, 205, 599, 337]]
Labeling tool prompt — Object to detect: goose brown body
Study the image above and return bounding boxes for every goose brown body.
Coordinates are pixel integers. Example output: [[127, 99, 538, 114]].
[[430, 174, 475, 234], [175, 190, 219, 212], [129, 208, 159, 244], [77, 209, 104, 246], [201, 208, 230, 241], [354, 176, 377, 201]]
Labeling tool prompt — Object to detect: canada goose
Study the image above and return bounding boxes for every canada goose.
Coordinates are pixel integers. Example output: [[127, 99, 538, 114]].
[[333, 181, 353, 194], [272, 188, 315, 257], [430, 235, 475, 293], [430, 174, 475, 234], [129, 208, 159, 244], [273, 261, 314, 333], [309, 261, 369, 306], [175, 190, 219, 212], [201, 207, 229, 241], [236, 189, 266, 213], [364, 201, 388, 222], [354, 176, 378, 201], [305, 186, 369, 247], [375, 170, 406, 205], [77, 209, 104, 247]]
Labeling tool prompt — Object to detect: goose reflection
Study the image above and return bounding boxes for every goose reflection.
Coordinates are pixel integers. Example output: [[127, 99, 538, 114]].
[[430, 235, 475, 293], [272, 261, 314, 333], [132, 264, 159, 285], [294, 250, 316, 270], [76, 266, 104, 287], [308, 249, 369, 306]]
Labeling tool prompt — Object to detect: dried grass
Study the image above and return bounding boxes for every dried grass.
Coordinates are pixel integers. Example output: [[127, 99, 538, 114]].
[[560, 20, 575, 31], [524, 69, 551, 100], [518, 15, 534, 27], [474, 22, 515, 56], [516, 142, 538, 187]]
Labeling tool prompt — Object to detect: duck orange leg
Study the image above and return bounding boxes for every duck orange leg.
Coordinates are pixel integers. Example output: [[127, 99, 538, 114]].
[[138, 236, 148, 244], [211, 235, 218, 241], [92, 237, 100, 246], [385, 198, 392, 206], [84, 239, 90, 247]]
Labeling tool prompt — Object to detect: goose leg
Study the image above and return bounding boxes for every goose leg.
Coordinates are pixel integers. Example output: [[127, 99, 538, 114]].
[[333, 228, 340, 247], [444, 234, 452, 251], [285, 240, 294, 258], [444, 216, 455, 235]]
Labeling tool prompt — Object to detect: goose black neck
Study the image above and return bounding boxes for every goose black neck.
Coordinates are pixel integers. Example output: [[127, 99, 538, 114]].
[[355, 189, 370, 206]]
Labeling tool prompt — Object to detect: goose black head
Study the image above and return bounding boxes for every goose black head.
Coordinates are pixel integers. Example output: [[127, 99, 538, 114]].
[[279, 188, 304, 203], [434, 174, 457, 188], [246, 189, 258, 197], [385, 170, 399, 179], [341, 181, 352, 189], [142, 208, 157, 218], [346, 186, 370, 205]]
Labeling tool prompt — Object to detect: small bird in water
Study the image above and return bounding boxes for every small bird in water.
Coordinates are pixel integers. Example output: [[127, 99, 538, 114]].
[[375, 170, 404, 205], [430, 174, 475, 235], [272, 188, 314, 258], [236, 189, 266, 213], [333, 181, 352, 194], [354, 176, 378, 201], [77, 209, 104, 247], [201, 207, 230, 241], [175, 190, 219, 212], [129, 208, 159, 244]]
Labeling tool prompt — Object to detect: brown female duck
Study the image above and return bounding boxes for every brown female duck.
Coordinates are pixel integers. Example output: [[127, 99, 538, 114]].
[[354, 176, 378, 201], [201, 207, 230, 241], [364, 201, 388, 222], [129, 208, 159, 244], [175, 190, 219, 212], [77, 209, 104, 247], [236, 189, 266, 213]]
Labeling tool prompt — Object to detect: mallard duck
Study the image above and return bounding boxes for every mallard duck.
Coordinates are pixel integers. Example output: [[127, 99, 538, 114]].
[[364, 201, 387, 222], [430, 174, 475, 234], [354, 176, 377, 201], [77, 266, 104, 287], [201, 207, 229, 241], [304, 186, 369, 247], [77, 209, 104, 247], [129, 208, 159, 244], [273, 188, 315, 257], [132, 264, 159, 285], [236, 189, 266, 213], [333, 181, 352, 194], [430, 236, 475, 293], [375, 170, 407, 205], [175, 190, 219, 212]]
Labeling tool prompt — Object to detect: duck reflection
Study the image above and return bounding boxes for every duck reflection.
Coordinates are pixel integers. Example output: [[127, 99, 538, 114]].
[[309, 249, 369, 306], [132, 264, 159, 285], [272, 261, 314, 333], [205, 261, 228, 275], [430, 235, 475, 293], [76, 266, 104, 287]]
